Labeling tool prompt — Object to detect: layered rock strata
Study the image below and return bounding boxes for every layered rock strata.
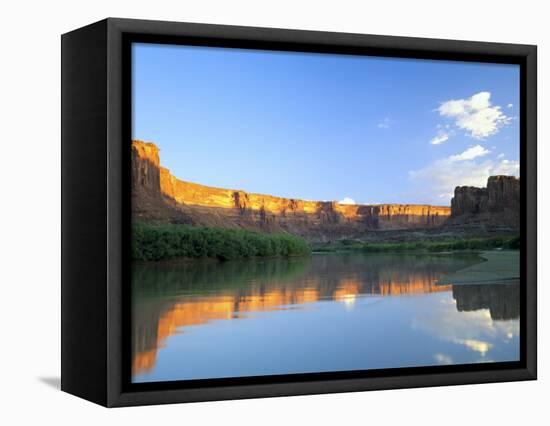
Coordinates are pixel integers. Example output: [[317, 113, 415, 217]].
[[131, 140, 451, 240], [450, 176, 520, 229]]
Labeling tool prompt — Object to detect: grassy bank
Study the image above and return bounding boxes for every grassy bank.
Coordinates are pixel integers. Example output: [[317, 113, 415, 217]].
[[314, 235, 520, 254], [132, 223, 311, 261], [437, 251, 520, 285]]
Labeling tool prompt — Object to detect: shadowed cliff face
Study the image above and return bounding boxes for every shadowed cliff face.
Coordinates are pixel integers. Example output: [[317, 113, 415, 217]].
[[131, 140, 451, 240], [450, 176, 519, 230]]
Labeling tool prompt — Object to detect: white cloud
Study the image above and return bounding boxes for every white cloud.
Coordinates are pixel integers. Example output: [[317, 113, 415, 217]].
[[339, 197, 356, 205], [377, 118, 391, 129], [430, 124, 453, 145], [410, 159, 493, 202], [411, 295, 519, 363], [437, 91, 510, 139], [449, 145, 490, 162], [430, 132, 450, 145], [493, 159, 520, 175], [453, 339, 492, 356], [433, 353, 453, 365], [409, 153, 519, 204], [497, 153, 505, 159], [507, 103, 514, 108]]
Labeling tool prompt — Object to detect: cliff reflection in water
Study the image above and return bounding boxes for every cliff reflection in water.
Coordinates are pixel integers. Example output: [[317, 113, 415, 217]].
[[131, 253, 521, 378], [453, 283, 519, 320]]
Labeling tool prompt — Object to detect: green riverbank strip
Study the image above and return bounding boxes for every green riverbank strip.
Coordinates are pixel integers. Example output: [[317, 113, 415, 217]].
[[313, 235, 519, 254], [436, 251, 519, 285], [132, 223, 311, 261]]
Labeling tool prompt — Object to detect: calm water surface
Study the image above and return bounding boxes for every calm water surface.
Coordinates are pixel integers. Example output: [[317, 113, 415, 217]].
[[132, 253, 520, 383]]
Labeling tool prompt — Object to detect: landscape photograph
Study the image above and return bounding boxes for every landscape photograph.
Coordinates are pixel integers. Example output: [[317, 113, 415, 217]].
[[130, 42, 520, 383]]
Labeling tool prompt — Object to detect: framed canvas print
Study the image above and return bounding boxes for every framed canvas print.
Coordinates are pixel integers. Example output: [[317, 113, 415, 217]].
[[61, 18, 537, 407]]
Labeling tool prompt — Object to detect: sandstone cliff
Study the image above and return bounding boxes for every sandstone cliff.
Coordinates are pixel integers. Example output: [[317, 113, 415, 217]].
[[132, 140, 451, 241], [450, 176, 519, 229]]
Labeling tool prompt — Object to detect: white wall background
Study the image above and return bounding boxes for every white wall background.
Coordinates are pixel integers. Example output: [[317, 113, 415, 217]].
[[1, 0, 546, 424]]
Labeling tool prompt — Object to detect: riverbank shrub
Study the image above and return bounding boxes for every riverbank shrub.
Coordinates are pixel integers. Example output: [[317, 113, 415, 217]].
[[359, 236, 520, 252], [132, 223, 311, 261], [313, 235, 520, 254]]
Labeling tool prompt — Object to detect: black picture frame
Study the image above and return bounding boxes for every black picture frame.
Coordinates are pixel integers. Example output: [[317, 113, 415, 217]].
[[61, 17, 537, 407]]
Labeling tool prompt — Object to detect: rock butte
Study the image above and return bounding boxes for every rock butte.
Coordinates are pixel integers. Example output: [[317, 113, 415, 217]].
[[131, 140, 519, 240], [449, 175, 520, 229], [451, 175, 520, 216]]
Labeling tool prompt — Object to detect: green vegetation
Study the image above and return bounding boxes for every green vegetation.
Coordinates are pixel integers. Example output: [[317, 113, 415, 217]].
[[132, 223, 311, 261], [437, 251, 520, 285], [314, 235, 520, 254]]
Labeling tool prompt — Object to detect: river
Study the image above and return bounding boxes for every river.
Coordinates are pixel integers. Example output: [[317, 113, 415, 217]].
[[132, 252, 519, 383]]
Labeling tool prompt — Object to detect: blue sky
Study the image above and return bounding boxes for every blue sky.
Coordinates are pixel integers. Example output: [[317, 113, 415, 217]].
[[132, 43, 519, 205]]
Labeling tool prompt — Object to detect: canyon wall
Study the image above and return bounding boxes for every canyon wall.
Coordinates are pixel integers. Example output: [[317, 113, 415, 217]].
[[131, 141, 451, 240], [450, 176, 519, 229], [132, 141, 161, 194]]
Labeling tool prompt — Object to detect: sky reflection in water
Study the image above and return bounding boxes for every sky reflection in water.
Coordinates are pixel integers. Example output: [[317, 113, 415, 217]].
[[132, 253, 519, 383]]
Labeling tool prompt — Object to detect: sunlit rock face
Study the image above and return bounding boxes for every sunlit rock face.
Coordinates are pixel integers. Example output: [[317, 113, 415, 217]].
[[450, 176, 519, 229], [131, 140, 451, 239], [131, 141, 160, 193]]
